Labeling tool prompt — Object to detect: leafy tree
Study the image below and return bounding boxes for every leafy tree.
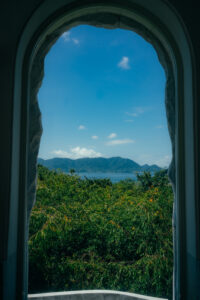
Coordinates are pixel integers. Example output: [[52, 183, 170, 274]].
[[136, 171, 153, 191], [69, 168, 76, 175], [29, 165, 173, 299]]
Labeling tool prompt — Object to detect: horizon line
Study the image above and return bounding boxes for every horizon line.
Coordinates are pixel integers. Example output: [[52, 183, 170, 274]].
[[38, 156, 168, 169]]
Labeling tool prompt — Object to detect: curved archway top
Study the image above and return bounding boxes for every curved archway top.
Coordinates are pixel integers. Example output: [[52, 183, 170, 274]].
[[18, 0, 194, 73]]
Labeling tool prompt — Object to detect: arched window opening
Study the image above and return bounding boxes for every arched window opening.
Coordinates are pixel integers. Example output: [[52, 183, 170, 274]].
[[28, 25, 173, 300], [8, 1, 198, 300]]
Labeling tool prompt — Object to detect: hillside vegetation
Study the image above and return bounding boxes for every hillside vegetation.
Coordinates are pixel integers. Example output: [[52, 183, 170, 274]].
[[38, 157, 161, 173], [29, 165, 173, 299]]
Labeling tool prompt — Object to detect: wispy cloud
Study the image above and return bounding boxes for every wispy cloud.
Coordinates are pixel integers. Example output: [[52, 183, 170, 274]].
[[72, 38, 79, 45], [126, 112, 138, 117], [92, 135, 98, 140], [52, 147, 102, 159], [155, 155, 171, 168], [155, 125, 164, 129], [118, 56, 130, 70], [78, 125, 86, 130], [62, 31, 71, 42], [125, 119, 134, 123], [61, 31, 80, 45], [51, 150, 69, 158], [106, 139, 134, 146], [126, 106, 146, 118], [137, 154, 171, 168], [108, 133, 117, 139]]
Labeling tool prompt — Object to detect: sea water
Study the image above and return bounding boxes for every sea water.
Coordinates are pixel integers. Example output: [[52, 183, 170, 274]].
[[77, 172, 137, 183]]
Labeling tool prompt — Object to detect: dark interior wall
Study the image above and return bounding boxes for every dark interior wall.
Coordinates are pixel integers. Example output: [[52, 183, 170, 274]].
[[0, 0, 42, 262], [0, 0, 199, 299], [1, 0, 199, 245]]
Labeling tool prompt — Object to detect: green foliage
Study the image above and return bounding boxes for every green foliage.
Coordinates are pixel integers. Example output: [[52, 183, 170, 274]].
[[29, 165, 173, 299], [136, 169, 169, 191], [69, 168, 76, 175]]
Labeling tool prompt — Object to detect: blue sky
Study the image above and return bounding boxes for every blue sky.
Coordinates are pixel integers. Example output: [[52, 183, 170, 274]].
[[38, 25, 172, 167]]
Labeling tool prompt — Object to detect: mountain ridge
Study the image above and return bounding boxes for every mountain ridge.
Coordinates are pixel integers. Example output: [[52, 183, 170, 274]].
[[38, 157, 162, 173]]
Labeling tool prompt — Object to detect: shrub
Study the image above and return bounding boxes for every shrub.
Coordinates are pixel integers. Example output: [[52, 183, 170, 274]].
[[29, 165, 173, 299]]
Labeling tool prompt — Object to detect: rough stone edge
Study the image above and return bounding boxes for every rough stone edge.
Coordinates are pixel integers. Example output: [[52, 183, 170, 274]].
[[27, 10, 175, 297]]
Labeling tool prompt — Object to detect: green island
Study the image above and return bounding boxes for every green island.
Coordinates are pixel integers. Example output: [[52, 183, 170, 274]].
[[29, 165, 173, 299]]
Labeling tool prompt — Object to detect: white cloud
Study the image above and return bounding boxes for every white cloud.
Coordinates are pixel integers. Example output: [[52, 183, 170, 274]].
[[72, 38, 79, 45], [118, 56, 130, 70], [62, 31, 71, 42], [137, 154, 172, 168], [70, 147, 102, 158], [78, 125, 86, 130], [126, 112, 138, 117], [125, 120, 134, 123], [155, 125, 164, 129], [108, 133, 117, 139], [135, 107, 145, 114], [51, 150, 70, 158], [92, 135, 98, 140], [155, 155, 171, 168], [126, 107, 146, 118], [52, 147, 102, 159], [106, 139, 135, 146], [61, 31, 80, 45]]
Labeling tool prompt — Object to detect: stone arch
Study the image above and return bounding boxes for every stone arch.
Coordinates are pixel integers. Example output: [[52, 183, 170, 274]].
[[13, 1, 197, 299]]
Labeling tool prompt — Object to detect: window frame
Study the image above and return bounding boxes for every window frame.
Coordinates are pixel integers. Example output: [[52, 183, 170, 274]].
[[11, 1, 197, 299]]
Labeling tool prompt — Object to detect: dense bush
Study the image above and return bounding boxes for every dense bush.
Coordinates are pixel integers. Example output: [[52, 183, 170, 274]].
[[29, 165, 173, 299]]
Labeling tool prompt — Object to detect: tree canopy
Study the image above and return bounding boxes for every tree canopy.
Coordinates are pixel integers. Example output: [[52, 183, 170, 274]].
[[29, 165, 173, 299]]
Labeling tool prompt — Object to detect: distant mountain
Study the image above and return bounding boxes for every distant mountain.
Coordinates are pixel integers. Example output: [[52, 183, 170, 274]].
[[38, 157, 162, 173], [141, 164, 162, 172]]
